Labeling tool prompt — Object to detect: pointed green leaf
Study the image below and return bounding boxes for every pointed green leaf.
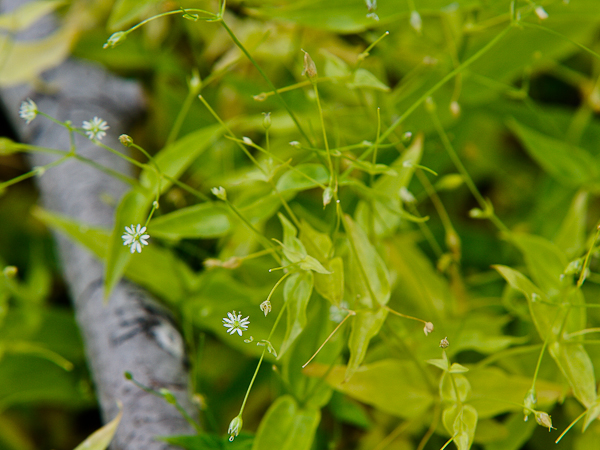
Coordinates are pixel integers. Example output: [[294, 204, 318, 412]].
[[252, 395, 319, 450], [347, 68, 390, 91], [344, 215, 390, 308], [548, 341, 597, 408], [74, 402, 122, 450], [313, 257, 344, 306], [139, 125, 224, 193], [149, 202, 231, 239], [442, 404, 477, 450], [582, 398, 600, 431], [275, 164, 329, 192], [508, 119, 599, 187], [105, 188, 150, 300], [303, 359, 434, 420], [554, 191, 588, 258], [493, 265, 554, 339], [0, 1, 65, 32], [449, 363, 469, 374], [345, 307, 387, 381], [440, 373, 471, 403], [278, 271, 314, 358]]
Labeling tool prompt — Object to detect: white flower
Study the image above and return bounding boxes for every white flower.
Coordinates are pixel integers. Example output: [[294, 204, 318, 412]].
[[222, 311, 250, 336], [121, 224, 150, 253], [82, 117, 109, 141], [19, 99, 38, 124]]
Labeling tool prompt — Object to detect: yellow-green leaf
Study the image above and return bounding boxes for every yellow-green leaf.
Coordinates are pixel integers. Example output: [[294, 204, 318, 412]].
[[74, 402, 122, 450]]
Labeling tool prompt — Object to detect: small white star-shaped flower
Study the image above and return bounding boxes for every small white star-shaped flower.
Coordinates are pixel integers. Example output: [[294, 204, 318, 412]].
[[19, 99, 38, 124], [121, 224, 150, 253], [82, 117, 109, 141], [222, 311, 250, 336]]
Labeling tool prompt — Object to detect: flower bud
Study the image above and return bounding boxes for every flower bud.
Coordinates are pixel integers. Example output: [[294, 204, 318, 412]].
[[262, 112, 272, 130], [423, 322, 434, 336], [323, 187, 333, 207], [523, 388, 537, 421], [450, 101, 461, 117], [410, 11, 422, 34], [301, 50, 317, 79], [260, 300, 272, 316], [228, 415, 243, 441], [119, 134, 133, 147], [3, 266, 17, 278], [103, 31, 127, 49], [188, 69, 202, 95], [211, 186, 227, 201], [534, 411, 554, 431], [535, 6, 548, 20], [439, 336, 449, 348]]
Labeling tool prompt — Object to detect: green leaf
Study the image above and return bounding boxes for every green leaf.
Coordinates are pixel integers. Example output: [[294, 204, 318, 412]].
[[275, 164, 329, 192], [548, 341, 597, 408], [493, 265, 555, 339], [149, 202, 231, 239], [33, 207, 191, 304], [107, 0, 161, 31], [345, 307, 388, 381], [313, 257, 344, 306], [582, 398, 600, 431], [354, 133, 424, 236], [277, 214, 331, 274], [304, 359, 434, 419], [0, 1, 65, 32], [347, 68, 390, 91], [508, 119, 599, 187], [74, 403, 122, 450], [140, 125, 224, 193], [327, 392, 371, 429], [322, 51, 351, 78], [554, 191, 588, 258], [159, 433, 254, 450], [449, 363, 469, 374], [0, 26, 75, 87], [278, 271, 314, 358], [252, 395, 320, 450], [440, 373, 471, 403], [427, 356, 449, 372], [442, 404, 477, 450], [105, 189, 150, 300], [344, 215, 390, 308]]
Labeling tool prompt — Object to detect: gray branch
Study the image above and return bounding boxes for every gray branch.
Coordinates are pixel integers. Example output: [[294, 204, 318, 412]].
[[0, 1, 197, 448]]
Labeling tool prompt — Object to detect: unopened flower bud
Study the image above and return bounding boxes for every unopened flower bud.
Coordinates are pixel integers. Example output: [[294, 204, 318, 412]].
[[301, 50, 317, 79], [423, 322, 434, 336], [425, 96, 436, 113], [3, 266, 17, 278], [211, 186, 227, 200], [439, 336, 449, 348], [228, 415, 243, 441], [262, 112, 272, 130], [410, 11, 422, 33], [534, 411, 553, 431], [119, 134, 133, 147], [535, 6, 548, 20], [188, 69, 202, 95], [399, 187, 416, 205], [242, 136, 253, 145], [260, 300, 272, 316], [450, 101, 461, 117], [222, 257, 242, 269], [289, 141, 301, 148], [103, 31, 127, 49], [323, 187, 333, 207]]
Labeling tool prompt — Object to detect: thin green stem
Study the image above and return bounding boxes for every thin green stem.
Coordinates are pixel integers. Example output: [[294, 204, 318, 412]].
[[577, 224, 600, 288], [219, 21, 312, 145], [312, 82, 335, 189]]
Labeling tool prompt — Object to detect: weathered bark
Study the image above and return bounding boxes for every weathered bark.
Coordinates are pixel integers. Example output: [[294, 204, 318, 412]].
[[0, 1, 197, 448]]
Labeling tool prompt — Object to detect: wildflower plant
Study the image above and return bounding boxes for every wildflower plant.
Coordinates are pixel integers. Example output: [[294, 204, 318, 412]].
[[4, 0, 600, 449]]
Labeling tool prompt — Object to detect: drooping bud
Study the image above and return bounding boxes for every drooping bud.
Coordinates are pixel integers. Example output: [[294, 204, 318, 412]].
[[534, 411, 554, 431], [423, 322, 434, 336], [262, 112, 272, 131], [260, 300, 272, 316], [323, 187, 333, 207], [535, 6, 549, 20], [103, 31, 127, 49], [228, 415, 243, 441], [450, 101, 461, 117]]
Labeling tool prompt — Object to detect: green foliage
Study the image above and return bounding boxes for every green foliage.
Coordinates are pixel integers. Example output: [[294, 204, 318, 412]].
[[6, 0, 600, 449]]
